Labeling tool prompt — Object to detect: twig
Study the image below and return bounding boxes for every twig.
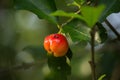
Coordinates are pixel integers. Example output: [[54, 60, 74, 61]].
[[61, 10, 81, 27], [105, 19, 120, 40], [89, 25, 97, 80], [89, 0, 99, 79]]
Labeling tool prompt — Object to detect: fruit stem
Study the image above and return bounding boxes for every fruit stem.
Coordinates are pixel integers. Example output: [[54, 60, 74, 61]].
[[57, 24, 62, 33]]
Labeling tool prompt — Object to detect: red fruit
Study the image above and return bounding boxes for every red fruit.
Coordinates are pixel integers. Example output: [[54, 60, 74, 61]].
[[44, 33, 69, 57]]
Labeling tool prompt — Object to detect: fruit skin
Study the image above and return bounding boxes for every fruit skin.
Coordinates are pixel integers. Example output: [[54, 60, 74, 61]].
[[44, 33, 69, 57]]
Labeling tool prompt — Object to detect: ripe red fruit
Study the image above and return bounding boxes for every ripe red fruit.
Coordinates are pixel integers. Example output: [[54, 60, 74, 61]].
[[44, 33, 69, 57]]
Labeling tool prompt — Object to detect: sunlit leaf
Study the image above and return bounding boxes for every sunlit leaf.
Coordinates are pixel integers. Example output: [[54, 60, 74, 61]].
[[67, 1, 81, 8], [81, 5, 105, 27], [51, 10, 84, 20]]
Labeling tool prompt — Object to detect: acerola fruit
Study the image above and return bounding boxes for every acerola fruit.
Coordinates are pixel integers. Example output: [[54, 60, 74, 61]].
[[44, 33, 69, 57]]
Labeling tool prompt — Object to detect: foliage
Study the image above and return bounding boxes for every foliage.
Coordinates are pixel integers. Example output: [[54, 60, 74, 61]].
[[14, 0, 57, 24], [13, 0, 120, 42], [51, 5, 105, 27]]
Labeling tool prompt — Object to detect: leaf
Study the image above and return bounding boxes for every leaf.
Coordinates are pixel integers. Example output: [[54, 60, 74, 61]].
[[63, 25, 90, 42], [51, 5, 105, 28], [47, 55, 71, 80], [98, 74, 106, 80], [66, 48, 73, 61], [14, 0, 57, 24], [81, 5, 105, 28], [98, 0, 119, 22], [67, 1, 81, 8], [51, 10, 84, 20]]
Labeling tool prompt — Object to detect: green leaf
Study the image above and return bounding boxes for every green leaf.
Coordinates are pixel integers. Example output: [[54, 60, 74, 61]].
[[14, 0, 57, 24], [98, 0, 120, 22], [47, 55, 71, 80], [63, 25, 90, 42], [66, 48, 73, 61], [98, 74, 106, 80], [67, 1, 81, 8], [51, 10, 84, 20], [81, 5, 105, 28], [51, 5, 105, 28]]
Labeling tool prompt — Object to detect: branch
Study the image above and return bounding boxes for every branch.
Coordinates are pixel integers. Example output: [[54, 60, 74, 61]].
[[89, 25, 97, 80], [105, 19, 120, 40], [61, 10, 81, 27]]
